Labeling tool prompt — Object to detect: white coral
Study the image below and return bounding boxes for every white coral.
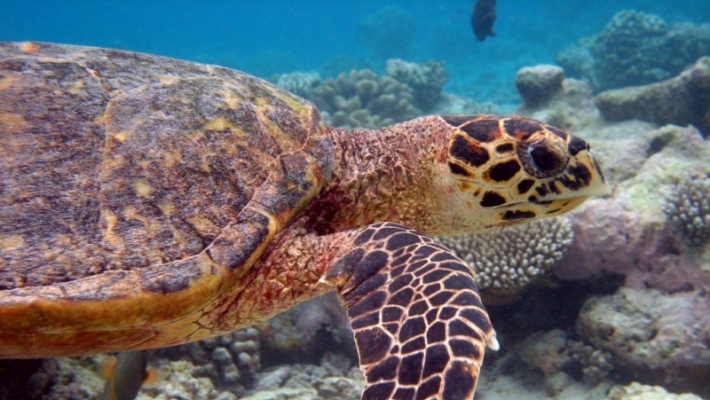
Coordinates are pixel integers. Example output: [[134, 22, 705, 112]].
[[438, 217, 574, 291], [662, 175, 710, 248], [274, 72, 321, 100]]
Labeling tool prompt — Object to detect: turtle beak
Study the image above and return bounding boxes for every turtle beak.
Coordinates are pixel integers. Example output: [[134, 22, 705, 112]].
[[529, 147, 609, 217]]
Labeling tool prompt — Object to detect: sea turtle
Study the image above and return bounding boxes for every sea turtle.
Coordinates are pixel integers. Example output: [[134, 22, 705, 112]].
[[0, 42, 608, 399]]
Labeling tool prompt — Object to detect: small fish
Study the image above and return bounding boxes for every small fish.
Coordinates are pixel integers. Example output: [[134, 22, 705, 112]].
[[471, 0, 497, 41], [100, 351, 151, 400]]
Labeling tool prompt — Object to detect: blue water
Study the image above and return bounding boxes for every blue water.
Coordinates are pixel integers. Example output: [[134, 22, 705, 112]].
[[1, 0, 708, 105]]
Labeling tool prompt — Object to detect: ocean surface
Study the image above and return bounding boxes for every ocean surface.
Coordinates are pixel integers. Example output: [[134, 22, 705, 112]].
[[1, 1, 710, 400]]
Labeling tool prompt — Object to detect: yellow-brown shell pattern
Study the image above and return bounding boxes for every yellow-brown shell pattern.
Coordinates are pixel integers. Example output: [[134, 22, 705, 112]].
[[0, 42, 325, 291]]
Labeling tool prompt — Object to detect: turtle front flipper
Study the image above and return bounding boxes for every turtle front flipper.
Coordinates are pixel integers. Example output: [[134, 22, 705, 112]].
[[322, 222, 498, 400]]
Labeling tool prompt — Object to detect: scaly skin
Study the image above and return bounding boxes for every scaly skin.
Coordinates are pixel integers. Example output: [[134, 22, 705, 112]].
[[0, 42, 608, 400]]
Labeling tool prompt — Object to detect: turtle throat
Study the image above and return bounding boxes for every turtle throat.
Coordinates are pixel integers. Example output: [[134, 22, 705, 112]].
[[305, 123, 445, 235]]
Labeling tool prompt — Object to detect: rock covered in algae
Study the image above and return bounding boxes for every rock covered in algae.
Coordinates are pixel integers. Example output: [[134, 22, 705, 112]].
[[594, 57, 710, 136], [555, 125, 710, 293], [577, 288, 710, 391], [516, 329, 613, 395]]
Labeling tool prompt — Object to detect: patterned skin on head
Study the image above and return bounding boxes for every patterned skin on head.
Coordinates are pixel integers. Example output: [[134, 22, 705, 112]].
[[439, 115, 608, 232]]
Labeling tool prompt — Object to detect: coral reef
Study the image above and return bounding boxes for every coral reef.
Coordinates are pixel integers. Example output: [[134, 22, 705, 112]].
[[142, 359, 231, 400], [567, 340, 614, 386], [590, 10, 670, 91], [577, 288, 710, 391], [515, 75, 601, 132], [155, 328, 261, 392], [258, 293, 355, 368], [309, 69, 421, 129], [515, 65, 565, 108], [662, 175, 710, 248], [384, 59, 448, 110], [518, 329, 574, 395], [608, 382, 704, 400], [555, 10, 710, 93], [594, 57, 710, 136], [437, 217, 573, 301], [242, 352, 362, 400], [555, 125, 710, 293], [274, 72, 321, 100], [354, 6, 417, 60], [516, 329, 613, 395], [274, 59, 452, 129]]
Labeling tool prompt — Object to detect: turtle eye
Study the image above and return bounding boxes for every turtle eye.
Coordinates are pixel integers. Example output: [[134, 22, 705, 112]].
[[518, 143, 567, 178], [530, 146, 560, 172]]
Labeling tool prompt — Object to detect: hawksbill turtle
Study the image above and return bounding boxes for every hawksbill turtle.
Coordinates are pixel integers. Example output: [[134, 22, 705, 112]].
[[0, 42, 608, 399]]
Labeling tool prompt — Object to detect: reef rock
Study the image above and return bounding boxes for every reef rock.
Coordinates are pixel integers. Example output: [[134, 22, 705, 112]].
[[515, 65, 565, 108], [516, 77, 601, 132], [577, 288, 710, 393], [594, 57, 710, 136], [555, 125, 710, 292]]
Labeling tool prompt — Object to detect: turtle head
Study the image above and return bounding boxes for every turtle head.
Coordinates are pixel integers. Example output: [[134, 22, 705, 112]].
[[434, 115, 609, 233]]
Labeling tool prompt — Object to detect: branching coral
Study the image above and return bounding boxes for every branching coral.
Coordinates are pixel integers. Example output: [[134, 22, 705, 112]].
[[437, 217, 574, 292], [662, 175, 710, 248], [310, 69, 421, 129]]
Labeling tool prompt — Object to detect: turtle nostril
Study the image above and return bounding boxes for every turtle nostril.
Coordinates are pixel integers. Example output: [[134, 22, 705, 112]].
[[530, 146, 560, 172]]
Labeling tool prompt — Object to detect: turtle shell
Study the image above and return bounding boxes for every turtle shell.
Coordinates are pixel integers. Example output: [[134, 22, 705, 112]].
[[0, 42, 329, 356]]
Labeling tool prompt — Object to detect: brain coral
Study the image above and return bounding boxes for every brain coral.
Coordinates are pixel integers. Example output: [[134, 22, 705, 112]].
[[437, 217, 574, 292], [662, 175, 710, 248]]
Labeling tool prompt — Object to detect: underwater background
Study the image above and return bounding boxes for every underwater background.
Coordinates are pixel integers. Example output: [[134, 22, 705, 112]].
[[1, 0, 709, 108], [1, 1, 710, 399]]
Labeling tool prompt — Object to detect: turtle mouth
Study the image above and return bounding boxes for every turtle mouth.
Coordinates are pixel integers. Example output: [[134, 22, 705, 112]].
[[496, 194, 593, 222]]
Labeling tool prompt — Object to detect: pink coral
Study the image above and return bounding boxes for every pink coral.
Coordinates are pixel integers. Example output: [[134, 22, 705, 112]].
[[555, 199, 710, 292]]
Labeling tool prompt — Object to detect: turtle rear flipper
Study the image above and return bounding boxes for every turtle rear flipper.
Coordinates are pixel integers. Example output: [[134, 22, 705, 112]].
[[322, 222, 497, 400]]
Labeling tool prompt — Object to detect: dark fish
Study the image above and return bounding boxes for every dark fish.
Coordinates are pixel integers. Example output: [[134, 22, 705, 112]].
[[471, 0, 497, 41], [101, 351, 149, 400]]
